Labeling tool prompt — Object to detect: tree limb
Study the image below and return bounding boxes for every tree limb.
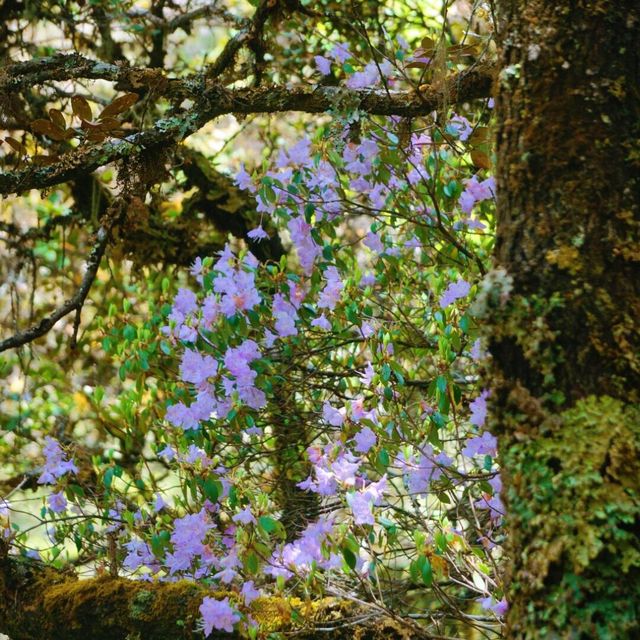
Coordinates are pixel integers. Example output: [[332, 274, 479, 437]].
[[0, 66, 492, 196], [0, 556, 421, 640], [0, 226, 107, 352]]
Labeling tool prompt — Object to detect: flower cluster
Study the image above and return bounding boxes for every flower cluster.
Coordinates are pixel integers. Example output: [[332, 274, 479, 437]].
[[23, 35, 506, 639]]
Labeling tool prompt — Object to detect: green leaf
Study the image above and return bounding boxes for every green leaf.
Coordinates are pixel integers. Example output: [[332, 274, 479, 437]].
[[421, 556, 433, 585], [245, 552, 259, 574], [200, 476, 221, 502], [103, 468, 115, 489], [342, 546, 357, 570], [258, 515, 278, 534]]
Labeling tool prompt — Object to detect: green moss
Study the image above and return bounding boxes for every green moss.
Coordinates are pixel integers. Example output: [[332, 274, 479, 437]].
[[504, 395, 640, 638]]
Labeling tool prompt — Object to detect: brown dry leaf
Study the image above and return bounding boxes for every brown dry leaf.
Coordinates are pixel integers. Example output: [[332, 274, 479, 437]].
[[72, 95, 93, 121], [80, 119, 101, 130], [31, 118, 66, 141], [448, 43, 479, 62], [420, 37, 436, 54], [4, 137, 26, 154], [470, 150, 492, 170], [469, 126, 490, 145], [406, 60, 432, 69], [49, 108, 66, 130], [86, 131, 106, 143], [96, 116, 120, 131], [99, 93, 139, 119]]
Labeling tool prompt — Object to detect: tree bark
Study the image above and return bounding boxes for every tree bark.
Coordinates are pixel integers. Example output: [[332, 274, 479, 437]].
[[491, 1, 640, 637], [0, 556, 417, 640]]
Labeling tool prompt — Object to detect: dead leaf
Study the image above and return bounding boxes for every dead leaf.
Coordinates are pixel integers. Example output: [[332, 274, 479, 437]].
[[470, 150, 492, 170], [4, 137, 26, 154], [49, 108, 66, 130], [99, 93, 139, 119], [31, 119, 66, 141], [72, 95, 93, 121]]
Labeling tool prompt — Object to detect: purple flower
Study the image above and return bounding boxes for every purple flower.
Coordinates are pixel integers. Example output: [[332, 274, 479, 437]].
[[475, 492, 505, 522], [470, 338, 483, 361], [439, 278, 471, 308], [38, 437, 78, 485], [288, 137, 312, 166], [348, 491, 375, 525], [173, 288, 198, 316], [166, 509, 212, 575], [329, 42, 351, 63], [190, 257, 204, 284], [272, 293, 298, 338], [288, 216, 321, 274], [232, 506, 256, 525], [347, 62, 381, 89], [180, 349, 217, 387], [311, 313, 331, 330], [318, 266, 344, 311], [241, 580, 261, 605], [470, 389, 490, 427], [322, 401, 345, 426], [331, 454, 361, 486], [154, 494, 167, 512], [478, 596, 508, 617], [462, 431, 497, 458], [200, 596, 240, 635], [314, 55, 332, 75], [353, 426, 377, 454], [247, 225, 268, 241], [359, 362, 375, 386], [47, 491, 67, 513], [157, 444, 175, 461], [364, 231, 384, 253], [459, 175, 495, 214], [398, 447, 442, 494], [449, 114, 473, 141], [165, 402, 199, 431], [123, 539, 156, 572], [235, 164, 255, 192], [215, 264, 261, 317]]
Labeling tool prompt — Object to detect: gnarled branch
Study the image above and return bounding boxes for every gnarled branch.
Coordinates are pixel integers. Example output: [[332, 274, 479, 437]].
[[0, 66, 493, 197]]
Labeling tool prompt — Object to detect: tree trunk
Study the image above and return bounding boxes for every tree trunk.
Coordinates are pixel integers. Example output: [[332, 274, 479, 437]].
[[491, 1, 640, 638]]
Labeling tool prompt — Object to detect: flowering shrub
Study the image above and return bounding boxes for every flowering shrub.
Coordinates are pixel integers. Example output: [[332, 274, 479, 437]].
[[1, 36, 504, 639]]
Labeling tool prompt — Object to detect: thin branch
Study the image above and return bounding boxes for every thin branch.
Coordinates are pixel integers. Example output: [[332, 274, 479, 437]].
[[0, 226, 108, 352], [205, 0, 279, 80]]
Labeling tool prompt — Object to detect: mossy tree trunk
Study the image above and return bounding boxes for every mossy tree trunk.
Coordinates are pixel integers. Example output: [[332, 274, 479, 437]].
[[491, 1, 640, 638]]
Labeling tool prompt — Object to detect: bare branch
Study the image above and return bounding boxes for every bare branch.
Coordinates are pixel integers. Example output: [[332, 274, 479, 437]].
[[205, 0, 279, 80], [0, 226, 108, 352]]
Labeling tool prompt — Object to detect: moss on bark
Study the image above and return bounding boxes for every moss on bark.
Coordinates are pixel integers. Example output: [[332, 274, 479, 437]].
[[0, 557, 420, 640], [492, 1, 640, 637]]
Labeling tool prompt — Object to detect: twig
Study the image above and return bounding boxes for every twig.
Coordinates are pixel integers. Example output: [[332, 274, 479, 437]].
[[0, 226, 108, 352]]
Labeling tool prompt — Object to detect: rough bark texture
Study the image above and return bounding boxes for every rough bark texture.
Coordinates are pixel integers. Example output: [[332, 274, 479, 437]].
[[0, 557, 415, 640], [0, 65, 492, 197], [490, 1, 640, 638]]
